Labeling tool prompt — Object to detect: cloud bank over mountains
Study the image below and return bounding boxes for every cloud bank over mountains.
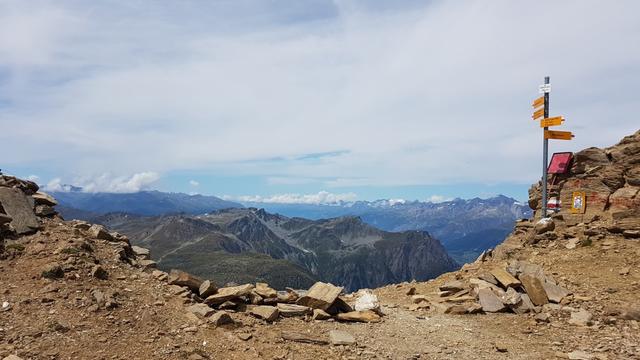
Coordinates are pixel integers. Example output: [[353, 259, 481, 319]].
[[1, 1, 639, 193]]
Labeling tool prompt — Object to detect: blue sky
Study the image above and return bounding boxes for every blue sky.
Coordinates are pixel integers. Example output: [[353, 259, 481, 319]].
[[1, 1, 639, 203]]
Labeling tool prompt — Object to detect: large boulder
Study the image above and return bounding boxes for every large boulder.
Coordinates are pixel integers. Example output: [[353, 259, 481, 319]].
[[296, 282, 343, 311], [0, 187, 40, 234], [168, 269, 204, 291], [571, 147, 610, 174]]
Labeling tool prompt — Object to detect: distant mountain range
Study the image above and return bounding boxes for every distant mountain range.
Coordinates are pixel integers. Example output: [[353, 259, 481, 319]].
[[94, 208, 458, 291], [52, 190, 241, 216], [53, 191, 531, 265], [243, 196, 532, 263]]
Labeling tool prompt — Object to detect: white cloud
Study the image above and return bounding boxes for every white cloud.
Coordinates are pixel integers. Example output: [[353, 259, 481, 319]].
[[26, 175, 39, 182], [189, 180, 200, 187], [228, 191, 357, 204], [1, 1, 639, 188], [44, 172, 159, 193], [426, 195, 452, 203]]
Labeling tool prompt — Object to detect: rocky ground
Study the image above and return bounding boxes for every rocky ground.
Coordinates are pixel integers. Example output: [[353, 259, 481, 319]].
[[1, 130, 639, 360]]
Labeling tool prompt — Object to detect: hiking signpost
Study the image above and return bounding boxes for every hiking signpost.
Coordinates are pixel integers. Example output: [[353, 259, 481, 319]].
[[533, 76, 574, 217]]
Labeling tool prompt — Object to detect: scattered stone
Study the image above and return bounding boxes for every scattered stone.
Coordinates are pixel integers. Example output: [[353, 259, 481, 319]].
[[254, 282, 277, 298], [534, 313, 550, 323], [500, 287, 521, 306], [534, 217, 555, 234], [209, 312, 234, 326], [565, 238, 580, 249], [494, 343, 508, 353], [329, 330, 356, 346], [439, 280, 465, 292], [490, 268, 521, 289], [237, 333, 252, 341], [3, 355, 24, 360], [444, 305, 468, 315], [204, 284, 254, 306], [187, 303, 215, 318], [1, 301, 10, 312], [477, 272, 498, 285], [41, 263, 64, 279], [411, 295, 429, 304], [131, 246, 150, 258], [277, 303, 312, 317], [406, 287, 416, 296], [91, 265, 109, 280], [312, 308, 331, 320], [619, 267, 630, 276], [88, 224, 114, 241], [199, 280, 217, 298], [168, 269, 204, 292], [152, 270, 168, 281], [249, 306, 279, 322], [281, 331, 328, 345], [567, 350, 594, 360], [542, 282, 570, 303], [296, 282, 343, 311], [138, 259, 157, 270], [478, 288, 506, 313], [336, 310, 381, 323], [569, 309, 593, 326], [519, 274, 549, 306], [511, 293, 535, 314]]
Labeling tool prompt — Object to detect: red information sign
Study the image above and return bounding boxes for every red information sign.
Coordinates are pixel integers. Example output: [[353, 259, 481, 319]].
[[548, 152, 573, 174]]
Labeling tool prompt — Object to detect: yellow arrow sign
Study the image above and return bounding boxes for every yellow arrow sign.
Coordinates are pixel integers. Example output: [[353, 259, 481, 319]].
[[532, 96, 545, 108], [540, 116, 564, 128], [544, 130, 574, 140], [532, 108, 545, 120]]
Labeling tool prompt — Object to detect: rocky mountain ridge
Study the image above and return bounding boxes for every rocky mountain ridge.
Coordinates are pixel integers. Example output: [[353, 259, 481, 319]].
[[94, 207, 458, 292]]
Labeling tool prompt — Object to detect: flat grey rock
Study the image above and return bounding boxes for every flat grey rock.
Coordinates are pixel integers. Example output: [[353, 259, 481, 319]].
[[0, 187, 40, 234]]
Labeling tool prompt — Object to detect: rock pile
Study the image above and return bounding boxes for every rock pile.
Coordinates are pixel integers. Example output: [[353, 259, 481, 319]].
[[406, 260, 571, 315], [0, 175, 57, 239], [151, 270, 384, 325]]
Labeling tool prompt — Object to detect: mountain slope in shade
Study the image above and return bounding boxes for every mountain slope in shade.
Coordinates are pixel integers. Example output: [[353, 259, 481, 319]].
[[53, 190, 242, 216], [96, 208, 458, 291], [243, 195, 531, 263]]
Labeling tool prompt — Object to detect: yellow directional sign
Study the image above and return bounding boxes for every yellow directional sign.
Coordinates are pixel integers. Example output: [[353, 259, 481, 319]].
[[544, 130, 574, 140], [539, 116, 564, 128], [532, 96, 545, 109], [532, 108, 545, 120]]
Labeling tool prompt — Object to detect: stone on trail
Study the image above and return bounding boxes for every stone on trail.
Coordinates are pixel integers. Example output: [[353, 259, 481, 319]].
[[329, 330, 356, 346], [41, 263, 64, 279], [519, 274, 549, 306], [0, 187, 40, 234], [152, 270, 168, 281], [500, 287, 521, 306], [168, 269, 204, 292], [296, 282, 343, 311], [204, 284, 254, 305], [209, 312, 234, 326], [199, 280, 217, 298], [138, 259, 157, 270], [187, 303, 215, 318], [569, 309, 593, 326], [249, 305, 279, 322], [477, 288, 506, 313], [490, 267, 521, 288], [336, 310, 381, 323], [534, 217, 555, 234], [281, 331, 329, 345], [312, 308, 331, 320], [411, 295, 429, 304], [567, 350, 595, 360], [91, 265, 109, 280], [444, 305, 468, 315], [542, 282, 570, 303]]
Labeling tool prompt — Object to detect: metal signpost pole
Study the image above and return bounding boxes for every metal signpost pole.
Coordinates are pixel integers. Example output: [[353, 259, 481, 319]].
[[542, 76, 550, 218]]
